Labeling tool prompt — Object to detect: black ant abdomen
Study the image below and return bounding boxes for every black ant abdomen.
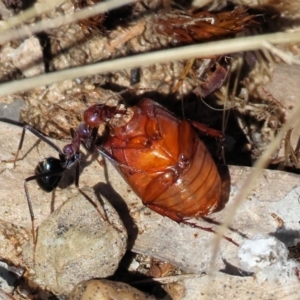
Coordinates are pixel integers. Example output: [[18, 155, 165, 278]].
[[35, 157, 65, 192]]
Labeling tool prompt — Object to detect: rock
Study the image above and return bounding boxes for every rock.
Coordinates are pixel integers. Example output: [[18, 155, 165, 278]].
[[11, 36, 44, 77], [238, 234, 300, 283], [180, 271, 300, 299], [1, 121, 300, 297], [23, 187, 127, 296], [69, 279, 155, 300]]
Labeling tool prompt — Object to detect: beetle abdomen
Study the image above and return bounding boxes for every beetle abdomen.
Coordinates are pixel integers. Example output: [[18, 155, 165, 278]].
[[151, 138, 221, 218]]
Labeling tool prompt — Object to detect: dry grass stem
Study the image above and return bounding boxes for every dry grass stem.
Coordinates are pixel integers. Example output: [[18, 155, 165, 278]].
[[210, 94, 300, 271], [0, 0, 65, 32], [0, 31, 300, 96], [0, 0, 137, 44]]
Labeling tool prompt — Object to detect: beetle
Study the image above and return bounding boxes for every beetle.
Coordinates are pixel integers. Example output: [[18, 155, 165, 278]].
[[84, 98, 226, 223], [16, 98, 233, 244]]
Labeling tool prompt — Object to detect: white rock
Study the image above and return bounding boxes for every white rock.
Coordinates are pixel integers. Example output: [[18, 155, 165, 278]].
[[239, 234, 300, 283]]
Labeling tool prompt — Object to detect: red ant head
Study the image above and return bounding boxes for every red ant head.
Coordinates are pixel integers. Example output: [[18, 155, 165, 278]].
[[83, 104, 117, 128], [84, 104, 106, 128]]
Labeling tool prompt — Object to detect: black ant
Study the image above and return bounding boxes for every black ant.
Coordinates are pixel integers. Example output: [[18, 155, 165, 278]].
[[13, 104, 126, 245], [13, 123, 91, 243]]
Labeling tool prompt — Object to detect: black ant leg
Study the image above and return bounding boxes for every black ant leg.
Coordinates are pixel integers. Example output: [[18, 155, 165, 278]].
[[24, 168, 65, 245], [72, 159, 111, 225], [75, 159, 80, 188], [14, 125, 69, 249], [14, 125, 62, 167]]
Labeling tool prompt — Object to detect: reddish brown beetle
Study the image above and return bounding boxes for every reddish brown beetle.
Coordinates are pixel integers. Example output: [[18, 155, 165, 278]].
[[84, 98, 228, 223], [16, 98, 231, 243]]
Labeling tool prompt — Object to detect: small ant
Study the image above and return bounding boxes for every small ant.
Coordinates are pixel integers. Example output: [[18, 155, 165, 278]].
[[13, 104, 123, 244]]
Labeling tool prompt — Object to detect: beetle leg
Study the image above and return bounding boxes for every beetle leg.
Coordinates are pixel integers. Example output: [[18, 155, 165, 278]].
[[146, 203, 183, 223], [138, 99, 165, 140], [145, 118, 161, 140], [178, 120, 196, 168], [124, 135, 152, 148], [143, 169, 178, 202], [145, 204, 239, 247], [181, 219, 239, 246], [191, 121, 225, 161], [191, 121, 224, 139]]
